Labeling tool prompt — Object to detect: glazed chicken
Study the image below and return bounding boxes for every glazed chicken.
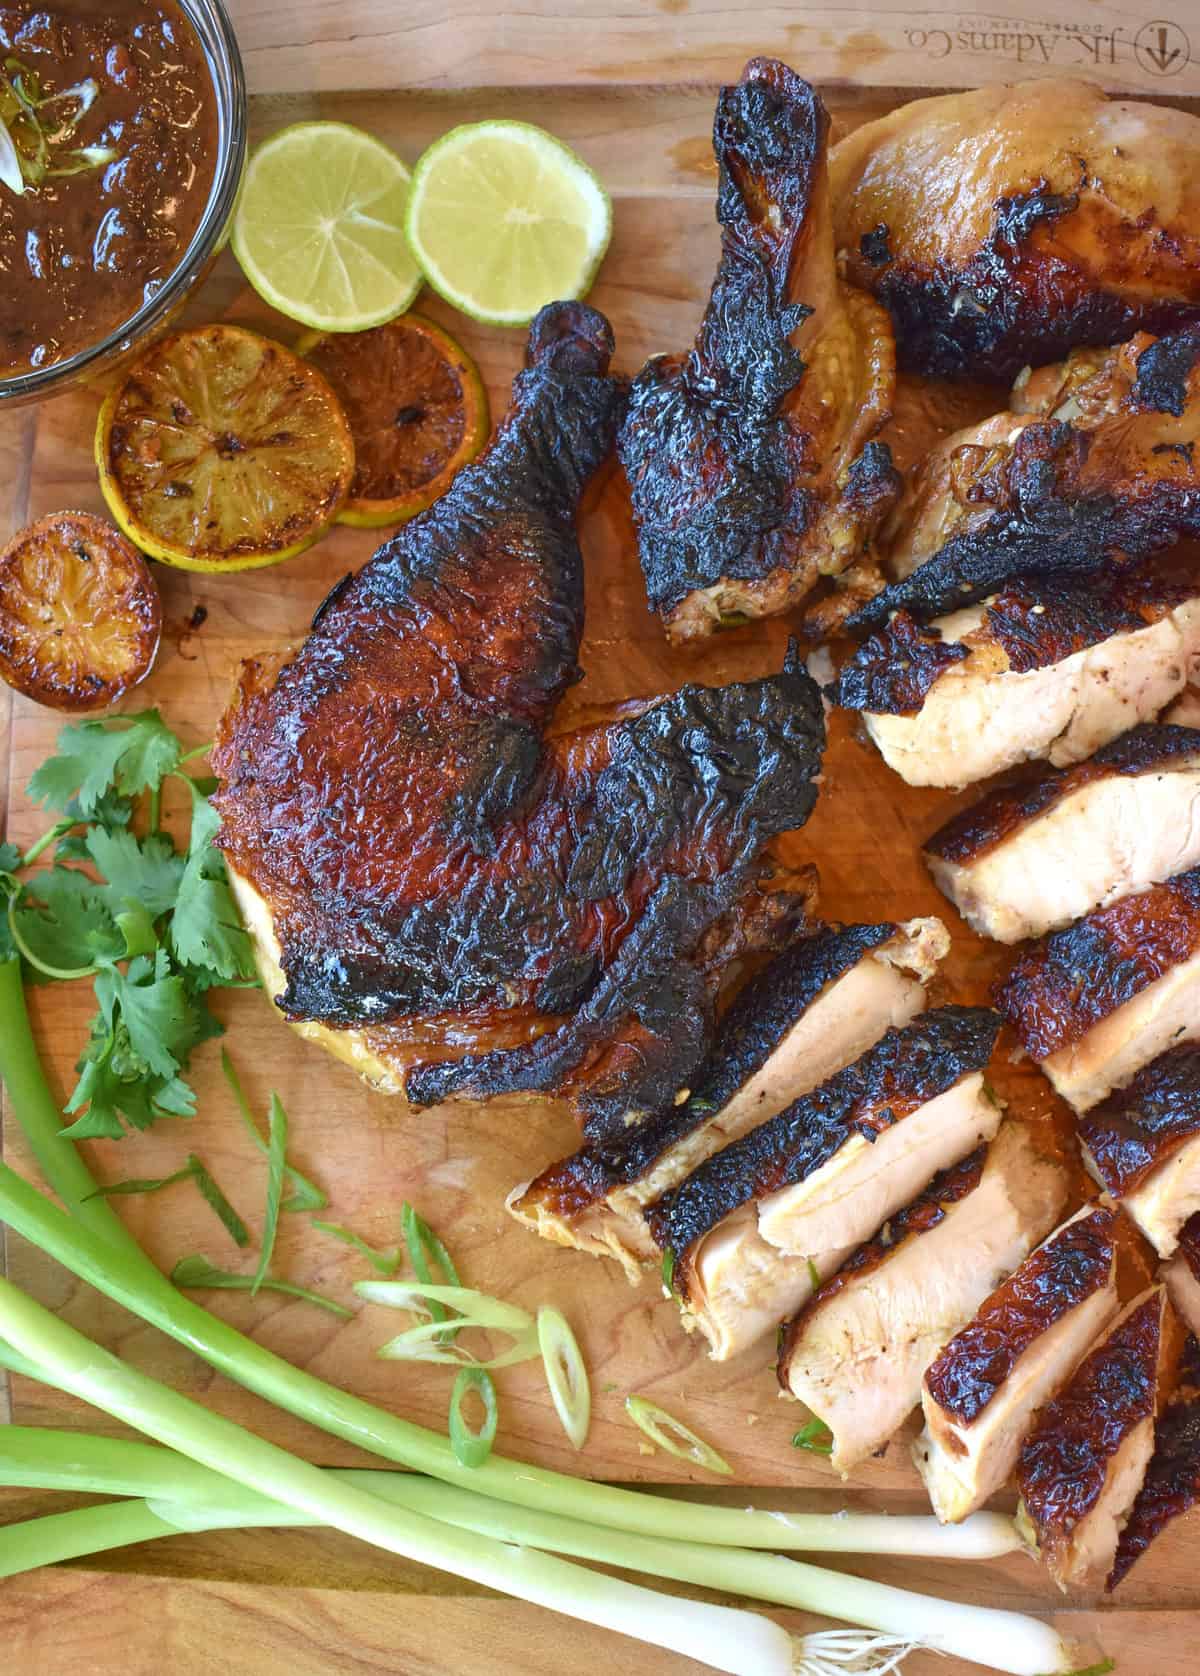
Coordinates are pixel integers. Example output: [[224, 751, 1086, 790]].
[[996, 868, 1200, 1113], [1109, 1359, 1200, 1590], [1017, 1286, 1182, 1591], [924, 725, 1200, 943], [643, 1006, 1002, 1360], [1163, 1218, 1200, 1339], [833, 567, 1200, 790], [915, 1202, 1122, 1524], [831, 80, 1200, 381], [847, 327, 1200, 635], [778, 1121, 1068, 1473], [618, 57, 900, 643], [508, 916, 948, 1277], [1078, 1046, 1200, 1258], [214, 303, 827, 1140]]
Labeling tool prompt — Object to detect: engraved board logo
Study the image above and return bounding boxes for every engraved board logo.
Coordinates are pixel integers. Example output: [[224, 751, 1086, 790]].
[[1134, 19, 1190, 75]]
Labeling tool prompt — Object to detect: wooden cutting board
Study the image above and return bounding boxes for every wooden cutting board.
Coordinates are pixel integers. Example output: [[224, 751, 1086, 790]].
[[3, 10, 1200, 1673]]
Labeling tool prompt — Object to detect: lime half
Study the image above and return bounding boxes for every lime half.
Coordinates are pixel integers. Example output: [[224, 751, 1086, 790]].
[[232, 122, 422, 332], [405, 121, 612, 326]]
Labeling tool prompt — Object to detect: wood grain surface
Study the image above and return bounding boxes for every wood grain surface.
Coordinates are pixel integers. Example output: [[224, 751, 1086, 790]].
[[3, 9, 1200, 1674]]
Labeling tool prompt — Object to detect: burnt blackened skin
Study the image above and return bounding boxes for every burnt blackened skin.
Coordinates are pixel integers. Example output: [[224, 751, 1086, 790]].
[[831, 610, 967, 716], [925, 724, 1200, 866], [644, 1004, 1000, 1259], [523, 922, 901, 1218], [839, 568, 1196, 718], [860, 224, 892, 267], [1109, 1387, 1200, 1589], [777, 1143, 986, 1384], [1132, 325, 1200, 417], [868, 184, 1200, 383], [923, 1206, 1116, 1427], [1078, 1044, 1200, 1200], [995, 868, 1200, 1061], [1018, 1291, 1164, 1557], [619, 60, 823, 613]]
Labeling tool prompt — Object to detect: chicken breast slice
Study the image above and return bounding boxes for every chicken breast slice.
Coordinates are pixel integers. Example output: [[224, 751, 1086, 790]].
[[915, 1203, 1122, 1523], [507, 919, 948, 1277], [778, 1121, 1069, 1473], [1078, 1045, 1200, 1256], [1161, 1215, 1200, 1336], [833, 569, 1200, 790], [645, 1007, 1003, 1361], [1017, 1287, 1181, 1591], [924, 725, 1200, 943], [997, 868, 1200, 1113]]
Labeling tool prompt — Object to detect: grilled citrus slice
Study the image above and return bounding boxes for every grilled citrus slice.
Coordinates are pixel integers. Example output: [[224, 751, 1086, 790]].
[[96, 324, 356, 572], [296, 313, 490, 528], [0, 512, 161, 711]]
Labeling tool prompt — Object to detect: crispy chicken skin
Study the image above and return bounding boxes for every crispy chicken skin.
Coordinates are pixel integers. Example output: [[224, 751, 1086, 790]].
[[915, 1203, 1123, 1523], [831, 80, 1200, 381], [646, 1006, 1001, 1359], [1078, 1046, 1200, 1258], [834, 568, 1200, 790], [508, 917, 948, 1277], [848, 328, 1200, 633], [1163, 1218, 1200, 1339], [1017, 1287, 1182, 1591], [215, 303, 828, 1138], [924, 725, 1200, 943], [618, 58, 900, 643], [1109, 1366, 1200, 1590], [777, 1121, 1068, 1473], [996, 868, 1200, 1113]]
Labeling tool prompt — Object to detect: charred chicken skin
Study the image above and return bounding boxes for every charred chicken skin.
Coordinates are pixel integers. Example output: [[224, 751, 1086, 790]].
[[831, 79, 1200, 382], [618, 58, 899, 643], [848, 327, 1200, 634], [214, 302, 827, 1139]]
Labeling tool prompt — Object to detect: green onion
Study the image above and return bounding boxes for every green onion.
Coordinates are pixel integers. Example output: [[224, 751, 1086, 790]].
[[792, 1418, 834, 1457], [251, 1094, 287, 1294], [312, 1221, 399, 1275], [221, 1051, 327, 1212], [84, 1153, 248, 1249], [448, 1366, 499, 1469], [807, 1258, 821, 1291], [400, 1201, 460, 1337], [661, 1246, 676, 1294], [172, 1254, 352, 1320], [538, 1306, 590, 1451], [625, 1396, 733, 1477], [356, 1280, 538, 1368]]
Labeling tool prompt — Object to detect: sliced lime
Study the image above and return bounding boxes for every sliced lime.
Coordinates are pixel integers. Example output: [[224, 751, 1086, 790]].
[[405, 120, 611, 327], [232, 121, 422, 332]]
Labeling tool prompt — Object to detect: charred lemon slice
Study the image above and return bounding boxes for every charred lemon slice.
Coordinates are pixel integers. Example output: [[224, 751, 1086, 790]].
[[295, 313, 490, 528], [0, 512, 161, 711], [96, 324, 356, 572]]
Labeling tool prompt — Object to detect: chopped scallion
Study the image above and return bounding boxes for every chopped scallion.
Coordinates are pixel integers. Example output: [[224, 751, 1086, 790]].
[[625, 1396, 732, 1477], [448, 1365, 498, 1469], [538, 1305, 590, 1451]]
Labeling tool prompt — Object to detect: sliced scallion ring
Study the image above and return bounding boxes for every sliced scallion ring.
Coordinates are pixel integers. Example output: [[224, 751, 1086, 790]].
[[537, 1306, 590, 1451], [624, 1396, 732, 1477], [400, 1202, 460, 1340], [0, 118, 23, 195], [449, 1366, 498, 1469], [356, 1280, 539, 1368]]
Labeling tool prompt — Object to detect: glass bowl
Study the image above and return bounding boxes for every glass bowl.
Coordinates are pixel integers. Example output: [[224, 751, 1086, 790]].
[[0, 0, 247, 408]]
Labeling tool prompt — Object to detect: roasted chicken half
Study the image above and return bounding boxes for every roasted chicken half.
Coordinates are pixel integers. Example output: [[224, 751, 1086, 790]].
[[831, 79, 1200, 381], [848, 328, 1200, 634], [618, 58, 899, 642], [214, 303, 827, 1140]]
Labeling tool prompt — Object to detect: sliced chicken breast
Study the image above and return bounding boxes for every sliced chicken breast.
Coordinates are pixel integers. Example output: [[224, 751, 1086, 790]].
[[1108, 1343, 1200, 1590], [1161, 1215, 1200, 1337], [645, 1006, 1002, 1360], [996, 869, 1200, 1112], [508, 919, 948, 1277], [1078, 1045, 1200, 1256], [1167, 685, 1200, 727], [1017, 1287, 1181, 1591], [832, 569, 1200, 789], [924, 725, 1200, 943], [915, 1203, 1122, 1523], [778, 1121, 1069, 1472]]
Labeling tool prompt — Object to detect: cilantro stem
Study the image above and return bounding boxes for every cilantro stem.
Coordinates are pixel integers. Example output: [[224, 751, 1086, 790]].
[[6, 891, 98, 981], [20, 818, 75, 869], [147, 783, 161, 835], [177, 743, 213, 767]]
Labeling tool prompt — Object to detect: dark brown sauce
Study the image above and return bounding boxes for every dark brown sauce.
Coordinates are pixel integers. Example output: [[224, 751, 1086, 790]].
[[0, 1, 218, 374]]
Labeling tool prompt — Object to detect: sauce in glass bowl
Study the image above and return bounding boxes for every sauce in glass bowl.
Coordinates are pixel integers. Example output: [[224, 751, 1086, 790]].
[[0, 1, 220, 375]]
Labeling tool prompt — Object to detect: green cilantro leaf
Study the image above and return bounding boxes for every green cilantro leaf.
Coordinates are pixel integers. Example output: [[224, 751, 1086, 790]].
[[0, 847, 19, 963], [13, 867, 123, 978], [0, 842, 20, 874], [27, 711, 182, 816], [85, 827, 185, 917], [55, 791, 135, 860], [169, 787, 254, 983]]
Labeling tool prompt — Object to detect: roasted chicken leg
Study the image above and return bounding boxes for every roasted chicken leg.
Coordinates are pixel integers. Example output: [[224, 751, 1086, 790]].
[[214, 302, 827, 1139], [618, 58, 899, 642]]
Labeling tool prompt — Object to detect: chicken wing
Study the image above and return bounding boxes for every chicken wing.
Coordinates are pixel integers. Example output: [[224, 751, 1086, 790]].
[[618, 57, 899, 643], [214, 302, 827, 1141], [832, 79, 1200, 381]]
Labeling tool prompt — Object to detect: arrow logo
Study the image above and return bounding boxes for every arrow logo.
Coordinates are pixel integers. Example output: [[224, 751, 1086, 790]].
[[1146, 25, 1182, 69], [1135, 19, 1190, 76]]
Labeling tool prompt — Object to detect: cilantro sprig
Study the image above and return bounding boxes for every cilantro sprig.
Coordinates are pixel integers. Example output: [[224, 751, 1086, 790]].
[[3, 711, 257, 1139]]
